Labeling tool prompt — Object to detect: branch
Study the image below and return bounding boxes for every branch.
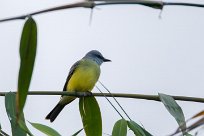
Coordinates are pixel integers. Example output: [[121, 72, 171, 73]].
[[0, 91, 203, 103], [0, 130, 10, 136], [0, 0, 204, 22]]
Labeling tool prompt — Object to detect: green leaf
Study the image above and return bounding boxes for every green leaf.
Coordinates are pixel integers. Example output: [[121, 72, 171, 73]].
[[18, 119, 33, 136], [79, 96, 102, 136], [5, 92, 27, 136], [112, 119, 127, 136], [30, 122, 61, 136], [16, 16, 37, 118], [127, 120, 152, 136], [71, 128, 83, 136], [159, 93, 187, 134]]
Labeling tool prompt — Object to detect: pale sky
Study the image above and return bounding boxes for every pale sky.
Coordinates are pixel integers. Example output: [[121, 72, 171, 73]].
[[0, 0, 204, 136]]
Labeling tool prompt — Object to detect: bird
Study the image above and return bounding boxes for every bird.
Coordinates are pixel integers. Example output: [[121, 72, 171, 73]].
[[46, 50, 111, 122]]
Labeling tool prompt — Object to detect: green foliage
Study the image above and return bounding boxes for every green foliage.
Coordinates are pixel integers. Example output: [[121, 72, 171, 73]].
[[18, 119, 33, 136], [30, 122, 61, 136], [79, 96, 102, 136], [159, 93, 188, 135], [127, 120, 152, 136], [112, 119, 127, 136], [71, 128, 83, 136], [17, 16, 37, 118], [5, 92, 29, 136]]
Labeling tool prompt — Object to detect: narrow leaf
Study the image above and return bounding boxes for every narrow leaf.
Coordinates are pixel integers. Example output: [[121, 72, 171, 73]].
[[18, 119, 33, 136], [16, 16, 37, 118], [159, 93, 187, 135], [172, 110, 204, 135], [189, 110, 204, 120], [182, 118, 204, 135], [112, 119, 127, 136], [30, 122, 61, 136], [79, 96, 102, 136], [71, 128, 83, 136], [5, 92, 26, 136], [127, 120, 152, 136]]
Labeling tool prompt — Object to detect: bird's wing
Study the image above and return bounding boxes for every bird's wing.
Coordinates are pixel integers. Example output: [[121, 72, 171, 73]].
[[62, 60, 81, 91]]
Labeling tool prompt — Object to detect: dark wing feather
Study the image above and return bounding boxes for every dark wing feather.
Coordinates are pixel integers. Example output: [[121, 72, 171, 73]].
[[63, 60, 81, 91]]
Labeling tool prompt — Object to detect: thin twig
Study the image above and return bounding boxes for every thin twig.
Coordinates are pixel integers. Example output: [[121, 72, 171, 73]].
[[0, 1, 204, 22], [96, 86, 124, 118], [164, 2, 204, 8], [0, 91, 204, 103], [0, 1, 94, 22], [0, 130, 10, 136], [99, 81, 131, 120]]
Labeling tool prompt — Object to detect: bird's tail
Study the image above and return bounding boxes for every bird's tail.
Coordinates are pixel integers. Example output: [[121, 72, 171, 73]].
[[46, 96, 75, 122], [45, 103, 65, 122]]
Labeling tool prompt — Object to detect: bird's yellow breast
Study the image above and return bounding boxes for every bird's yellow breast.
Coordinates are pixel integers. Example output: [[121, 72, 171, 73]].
[[67, 59, 100, 92]]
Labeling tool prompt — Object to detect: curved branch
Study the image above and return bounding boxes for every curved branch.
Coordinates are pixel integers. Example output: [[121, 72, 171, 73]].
[[0, 1, 94, 22], [0, 91, 203, 103], [0, 0, 204, 22], [164, 2, 204, 8]]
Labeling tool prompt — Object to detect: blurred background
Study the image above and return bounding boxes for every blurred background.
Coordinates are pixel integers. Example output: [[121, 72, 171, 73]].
[[0, 0, 204, 135]]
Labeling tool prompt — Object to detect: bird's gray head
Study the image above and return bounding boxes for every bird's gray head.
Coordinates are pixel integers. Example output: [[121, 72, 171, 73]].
[[83, 50, 111, 65]]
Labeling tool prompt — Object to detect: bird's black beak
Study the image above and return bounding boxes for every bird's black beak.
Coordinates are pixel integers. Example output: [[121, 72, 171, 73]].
[[103, 58, 111, 62]]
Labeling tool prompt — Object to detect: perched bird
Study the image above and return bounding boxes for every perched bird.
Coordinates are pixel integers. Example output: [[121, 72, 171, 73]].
[[46, 50, 111, 122]]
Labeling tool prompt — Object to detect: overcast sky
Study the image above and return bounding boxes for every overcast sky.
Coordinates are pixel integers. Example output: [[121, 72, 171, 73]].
[[0, 0, 204, 136]]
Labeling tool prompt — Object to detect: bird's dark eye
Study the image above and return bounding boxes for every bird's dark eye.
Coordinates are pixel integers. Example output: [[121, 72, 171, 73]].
[[95, 54, 103, 60]]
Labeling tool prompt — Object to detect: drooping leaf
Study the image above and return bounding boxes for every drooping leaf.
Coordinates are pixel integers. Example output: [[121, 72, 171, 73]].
[[79, 96, 102, 136], [127, 120, 152, 136], [71, 128, 83, 136], [171, 110, 204, 136], [18, 119, 33, 136], [159, 93, 187, 135], [5, 92, 27, 136], [16, 16, 37, 118], [30, 122, 61, 136], [112, 119, 127, 136]]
